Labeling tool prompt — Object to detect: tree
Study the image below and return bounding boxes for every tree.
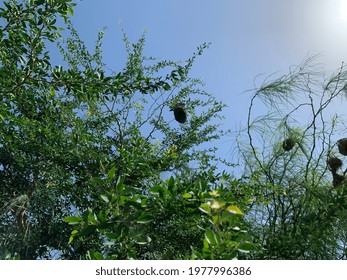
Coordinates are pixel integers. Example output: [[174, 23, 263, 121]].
[[237, 56, 347, 259], [1, 0, 252, 260], [0, 0, 78, 260]]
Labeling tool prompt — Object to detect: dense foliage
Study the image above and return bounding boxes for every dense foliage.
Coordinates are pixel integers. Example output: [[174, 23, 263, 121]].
[[1, 0, 346, 260], [0, 0, 251, 260]]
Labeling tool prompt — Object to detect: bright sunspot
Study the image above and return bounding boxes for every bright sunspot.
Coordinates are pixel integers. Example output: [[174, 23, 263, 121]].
[[341, 0, 347, 21]]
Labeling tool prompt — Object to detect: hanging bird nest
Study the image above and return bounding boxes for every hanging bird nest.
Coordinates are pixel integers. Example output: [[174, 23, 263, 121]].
[[337, 138, 347, 156], [170, 103, 187, 124], [327, 156, 343, 172], [332, 172, 345, 188], [282, 138, 295, 151]]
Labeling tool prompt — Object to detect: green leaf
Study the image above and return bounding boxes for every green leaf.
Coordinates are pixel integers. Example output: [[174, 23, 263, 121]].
[[134, 235, 151, 245], [68, 230, 79, 244], [68, 235, 74, 244], [136, 213, 153, 224], [211, 199, 225, 209], [97, 221, 114, 230], [68, 6, 74, 16], [87, 250, 104, 260], [199, 203, 211, 215], [116, 176, 124, 193], [100, 194, 109, 203], [226, 205, 244, 216], [107, 166, 116, 181], [238, 242, 257, 253], [205, 228, 217, 245], [63, 216, 82, 225], [212, 215, 219, 224], [82, 209, 98, 224], [79, 225, 97, 237], [105, 232, 119, 240], [167, 176, 175, 192], [182, 192, 193, 199]]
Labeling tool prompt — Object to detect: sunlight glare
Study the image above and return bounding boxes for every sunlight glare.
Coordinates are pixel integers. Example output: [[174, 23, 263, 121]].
[[341, 0, 347, 21]]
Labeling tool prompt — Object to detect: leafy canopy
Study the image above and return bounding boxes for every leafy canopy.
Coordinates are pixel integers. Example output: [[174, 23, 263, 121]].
[[0, 0, 251, 260]]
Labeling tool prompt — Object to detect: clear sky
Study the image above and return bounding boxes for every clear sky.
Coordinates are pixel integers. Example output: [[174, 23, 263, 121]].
[[68, 0, 347, 164]]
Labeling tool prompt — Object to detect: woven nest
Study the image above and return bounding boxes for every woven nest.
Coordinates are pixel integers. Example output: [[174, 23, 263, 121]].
[[170, 103, 187, 124], [337, 138, 347, 156], [327, 156, 343, 172], [333, 172, 345, 188], [282, 138, 295, 151]]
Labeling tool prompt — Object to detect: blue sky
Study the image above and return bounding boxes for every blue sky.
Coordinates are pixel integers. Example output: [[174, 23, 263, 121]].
[[68, 0, 347, 165]]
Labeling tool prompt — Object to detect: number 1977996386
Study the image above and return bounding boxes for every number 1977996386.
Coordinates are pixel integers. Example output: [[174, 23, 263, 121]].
[[188, 266, 251, 276]]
